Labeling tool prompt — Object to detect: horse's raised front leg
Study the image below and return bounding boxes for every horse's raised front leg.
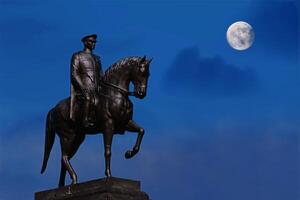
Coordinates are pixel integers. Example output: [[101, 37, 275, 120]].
[[103, 126, 114, 177], [125, 120, 144, 159]]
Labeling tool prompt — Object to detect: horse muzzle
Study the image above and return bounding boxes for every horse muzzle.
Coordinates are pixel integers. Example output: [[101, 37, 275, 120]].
[[135, 85, 147, 99]]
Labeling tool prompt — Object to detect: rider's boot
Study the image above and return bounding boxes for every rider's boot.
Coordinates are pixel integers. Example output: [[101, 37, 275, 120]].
[[82, 101, 94, 128]]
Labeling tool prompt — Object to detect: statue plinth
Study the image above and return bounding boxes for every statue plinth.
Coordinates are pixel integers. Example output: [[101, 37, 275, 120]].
[[35, 177, 149, 200]]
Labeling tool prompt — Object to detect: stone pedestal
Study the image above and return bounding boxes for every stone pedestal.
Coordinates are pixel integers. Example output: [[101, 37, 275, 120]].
[[35, 177, 149, 200]]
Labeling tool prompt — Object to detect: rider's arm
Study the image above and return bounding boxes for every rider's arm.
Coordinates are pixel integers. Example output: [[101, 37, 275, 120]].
[[71, 53, 85, 92]]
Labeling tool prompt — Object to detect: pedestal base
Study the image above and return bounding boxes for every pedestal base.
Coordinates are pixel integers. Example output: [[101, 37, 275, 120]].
[[35, 177, 149, 200]]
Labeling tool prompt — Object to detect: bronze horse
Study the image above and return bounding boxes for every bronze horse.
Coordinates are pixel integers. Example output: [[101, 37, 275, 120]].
[[40, 56, 151, 187]]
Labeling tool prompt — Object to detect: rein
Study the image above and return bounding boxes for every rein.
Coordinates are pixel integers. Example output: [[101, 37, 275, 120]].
[[100, 80, 135, 96]]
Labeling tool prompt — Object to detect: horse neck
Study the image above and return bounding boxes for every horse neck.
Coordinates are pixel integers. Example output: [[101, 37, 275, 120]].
[[106, 67, 131, 90]]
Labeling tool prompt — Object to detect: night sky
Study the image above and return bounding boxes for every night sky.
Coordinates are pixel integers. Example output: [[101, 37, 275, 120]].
[[0, 0, 299, 200]]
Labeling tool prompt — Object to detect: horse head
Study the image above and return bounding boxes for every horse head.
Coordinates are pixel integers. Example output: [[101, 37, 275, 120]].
[[131, 56, 152, 99], [102, 56, 152, 99]]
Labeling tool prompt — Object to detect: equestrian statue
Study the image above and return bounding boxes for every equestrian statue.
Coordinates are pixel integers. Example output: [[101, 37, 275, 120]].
[[40, 34, 152, 187]]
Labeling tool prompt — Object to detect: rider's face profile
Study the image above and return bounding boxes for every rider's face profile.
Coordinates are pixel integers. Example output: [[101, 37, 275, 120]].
[[85, 39, 96, 50]]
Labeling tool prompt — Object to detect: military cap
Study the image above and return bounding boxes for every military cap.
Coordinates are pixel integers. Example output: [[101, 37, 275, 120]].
[[81, 34, 97, 43]]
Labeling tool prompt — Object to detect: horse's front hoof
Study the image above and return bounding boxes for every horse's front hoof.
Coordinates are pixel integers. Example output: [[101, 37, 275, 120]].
[[125, 150, 133, 159], [71, 180, 77, 185]]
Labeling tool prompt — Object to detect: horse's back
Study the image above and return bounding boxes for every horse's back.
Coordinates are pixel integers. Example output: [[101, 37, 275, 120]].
[[53, 97, 71, 122]]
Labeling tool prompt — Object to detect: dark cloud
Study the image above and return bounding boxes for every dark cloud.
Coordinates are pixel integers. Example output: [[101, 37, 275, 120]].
[[249, 1, 299, 59], [163, 47, 259, 96]]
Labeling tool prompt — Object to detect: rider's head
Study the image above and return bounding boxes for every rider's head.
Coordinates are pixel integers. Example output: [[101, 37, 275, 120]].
[[81, 34, 97, 51]]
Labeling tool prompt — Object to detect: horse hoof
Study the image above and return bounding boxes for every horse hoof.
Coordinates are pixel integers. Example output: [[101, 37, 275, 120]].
[[71, 176, 78, 185], [105, 170, 112, 177], [71, 180, 77, 185], [125, 150, 133, 159]]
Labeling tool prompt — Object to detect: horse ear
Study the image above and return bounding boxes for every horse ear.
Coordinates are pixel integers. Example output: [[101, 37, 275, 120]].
[[140, 56, 146, 63], [147, 58, 153, 65]]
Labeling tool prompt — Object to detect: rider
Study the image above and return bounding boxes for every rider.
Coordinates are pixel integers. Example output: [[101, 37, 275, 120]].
[[70, 34, 103, 128]]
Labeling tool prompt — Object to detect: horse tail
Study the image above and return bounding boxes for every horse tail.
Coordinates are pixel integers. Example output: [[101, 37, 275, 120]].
[[41, 109, 56, 174]]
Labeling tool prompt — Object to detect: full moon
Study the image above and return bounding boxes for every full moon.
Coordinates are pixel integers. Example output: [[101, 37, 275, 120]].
[[226, 21, 255, 51]]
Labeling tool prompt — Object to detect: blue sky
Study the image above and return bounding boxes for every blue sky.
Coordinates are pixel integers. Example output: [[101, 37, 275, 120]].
[[0, 0, 299, 199]]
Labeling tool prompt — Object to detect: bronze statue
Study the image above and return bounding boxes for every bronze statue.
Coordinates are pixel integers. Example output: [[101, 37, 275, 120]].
[[40, 34, 152, 187]]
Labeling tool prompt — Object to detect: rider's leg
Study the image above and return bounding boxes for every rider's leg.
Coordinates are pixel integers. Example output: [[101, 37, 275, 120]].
[[82, 93, 91, 127]]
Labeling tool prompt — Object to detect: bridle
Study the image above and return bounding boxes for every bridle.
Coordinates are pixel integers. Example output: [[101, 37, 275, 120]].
[[100, 80, 135, 96], [99, 60, 148, 97]]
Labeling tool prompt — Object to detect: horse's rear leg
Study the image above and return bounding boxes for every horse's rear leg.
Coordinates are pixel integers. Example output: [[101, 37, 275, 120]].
[[59, 134, 85, 186], [58, 160, 66, 187], [62, 154, 77, 184], [124, 120, 144, 159], [103, 126, 114, 177]]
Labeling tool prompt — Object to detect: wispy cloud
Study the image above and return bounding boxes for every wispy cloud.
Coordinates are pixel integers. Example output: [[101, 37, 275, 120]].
[[163, 47, 259, 96], [1, 113, 298, 200]]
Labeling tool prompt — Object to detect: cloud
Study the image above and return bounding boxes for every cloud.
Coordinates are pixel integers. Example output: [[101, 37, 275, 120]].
[[163, 47, 259, 96], [1, 109, 299, 200], [136, 117, 299, 200]]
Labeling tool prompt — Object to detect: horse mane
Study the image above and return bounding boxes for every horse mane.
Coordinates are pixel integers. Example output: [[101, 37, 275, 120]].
[[103, 57, 141, 81]]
